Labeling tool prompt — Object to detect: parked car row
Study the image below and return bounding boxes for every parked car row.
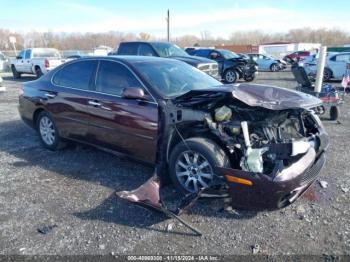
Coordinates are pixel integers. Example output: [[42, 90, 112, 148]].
[[12, 43, 335, 88]]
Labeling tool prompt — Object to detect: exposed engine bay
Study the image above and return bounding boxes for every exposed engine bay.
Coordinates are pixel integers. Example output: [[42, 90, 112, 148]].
[[170, 89, 323, 179]]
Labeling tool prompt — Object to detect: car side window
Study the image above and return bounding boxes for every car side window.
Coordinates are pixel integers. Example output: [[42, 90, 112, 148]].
[[335, 54, 350, 62], [95, 60, 142, 96], [209, 51, 220, 60], [18, 50, 25, 59], [195, 49, 210, 57], [138, 44, 156, 56], [24, 50, 31, 59], [53, 60, 97, 90], [118, 43, 138, 55]]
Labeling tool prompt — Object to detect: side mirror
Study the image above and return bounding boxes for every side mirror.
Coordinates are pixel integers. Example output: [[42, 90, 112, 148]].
[[121, 87, 147, 100], [16, 56, 22, 59]]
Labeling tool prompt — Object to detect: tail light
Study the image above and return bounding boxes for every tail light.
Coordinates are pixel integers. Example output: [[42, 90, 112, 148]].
[[44, 59, 50, 68]]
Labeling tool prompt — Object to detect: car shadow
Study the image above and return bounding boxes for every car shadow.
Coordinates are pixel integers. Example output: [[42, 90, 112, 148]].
[[0, 119, 258, 235], [2, 75, 37, 82]]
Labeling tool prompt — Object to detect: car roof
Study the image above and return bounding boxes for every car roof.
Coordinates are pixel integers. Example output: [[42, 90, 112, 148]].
[[120, 41, 172, 45], [75, 55, 180, 65]]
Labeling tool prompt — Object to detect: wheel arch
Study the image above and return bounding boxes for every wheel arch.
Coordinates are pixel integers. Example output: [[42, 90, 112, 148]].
[[33, 107, 46, 128], [324, 67, 333, 77], [166, 125, 232, 165]]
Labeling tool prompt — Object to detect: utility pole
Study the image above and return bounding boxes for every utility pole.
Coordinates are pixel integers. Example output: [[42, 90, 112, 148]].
[[314, 46, 327, 94], [166, 9, 170, 42]]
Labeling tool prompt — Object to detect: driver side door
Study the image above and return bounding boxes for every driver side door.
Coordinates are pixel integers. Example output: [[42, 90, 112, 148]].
[[15, 50, 26, 72], [87, 59, 159, 163]]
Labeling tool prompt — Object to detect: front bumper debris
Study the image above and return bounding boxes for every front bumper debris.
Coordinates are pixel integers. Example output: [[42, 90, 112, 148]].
[[219, 149, 326, 210]]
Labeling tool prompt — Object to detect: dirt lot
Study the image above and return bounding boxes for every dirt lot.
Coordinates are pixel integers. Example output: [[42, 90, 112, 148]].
[[0, 70, 349, 257]]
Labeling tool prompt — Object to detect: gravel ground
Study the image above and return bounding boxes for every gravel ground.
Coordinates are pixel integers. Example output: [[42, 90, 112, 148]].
[[0, 70, 349, 256]]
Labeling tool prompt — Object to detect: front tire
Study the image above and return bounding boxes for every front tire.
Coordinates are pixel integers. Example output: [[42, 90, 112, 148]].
[[224, 69, 239, 83], [36, 111, 65, 150], [11, 65, 21, 79], [35, 67, 43, 78], [323, 68, 332, 82], [169, 137, 230, 195]]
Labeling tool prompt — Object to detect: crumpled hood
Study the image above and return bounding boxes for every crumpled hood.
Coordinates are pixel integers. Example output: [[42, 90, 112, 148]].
[[175, 83, 322, 110]]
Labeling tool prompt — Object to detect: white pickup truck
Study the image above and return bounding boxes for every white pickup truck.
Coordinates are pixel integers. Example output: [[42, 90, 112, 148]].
[[11, 48, 64, 78]]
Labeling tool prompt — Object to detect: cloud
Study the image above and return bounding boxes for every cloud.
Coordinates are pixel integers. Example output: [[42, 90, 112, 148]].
[[5, 1, 350, 37]]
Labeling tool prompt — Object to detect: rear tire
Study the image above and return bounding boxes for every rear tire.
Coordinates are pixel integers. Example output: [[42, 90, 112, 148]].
[[36, 111, 65, 150], [35, 67, 43, 78], [169, 137, 230, 195], [11, 65, 21, 79], [323, 68, 332, 82]]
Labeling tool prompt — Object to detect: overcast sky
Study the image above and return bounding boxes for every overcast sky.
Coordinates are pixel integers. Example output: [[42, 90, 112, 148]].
[[1, 0, 349, 38]]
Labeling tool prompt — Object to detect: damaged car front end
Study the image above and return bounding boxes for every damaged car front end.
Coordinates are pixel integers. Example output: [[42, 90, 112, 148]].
[[162, 83, 328, 209], [117, 58, 328, 213]]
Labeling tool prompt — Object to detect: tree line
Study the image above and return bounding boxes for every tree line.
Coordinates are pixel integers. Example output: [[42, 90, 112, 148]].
[[0, 27, 349, 51]]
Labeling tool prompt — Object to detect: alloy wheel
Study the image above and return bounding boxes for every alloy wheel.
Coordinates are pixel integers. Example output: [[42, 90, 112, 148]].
[[39, 116, 56, 145], [225, 70, 237, 83], [175, 150, 214, 193], [271, 64, 279, 72]]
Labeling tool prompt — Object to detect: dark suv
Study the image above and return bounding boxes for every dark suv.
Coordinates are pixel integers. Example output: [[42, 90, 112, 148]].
[[116, 41, 219, 79], [190, 49, 258, 83]]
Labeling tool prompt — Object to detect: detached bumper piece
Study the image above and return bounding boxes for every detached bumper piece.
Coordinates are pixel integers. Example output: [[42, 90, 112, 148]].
[[116, 173, 202, 236], [219, 149, 326, 210]]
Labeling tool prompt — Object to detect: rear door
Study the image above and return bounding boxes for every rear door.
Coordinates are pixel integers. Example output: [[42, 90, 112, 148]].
[[50, 60, 98, 141], [86, 59, 158, 163], [15, 50, 26, 72]]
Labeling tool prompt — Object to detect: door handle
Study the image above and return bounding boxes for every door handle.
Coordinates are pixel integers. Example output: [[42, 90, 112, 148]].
[[45, 93, 56, 99], [88, 100, 101, 107]]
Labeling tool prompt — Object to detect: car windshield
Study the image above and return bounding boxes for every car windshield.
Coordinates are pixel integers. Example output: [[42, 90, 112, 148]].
[[151, 43, 189, 58], [33, 49, 61, 58], [219, 49, 240, 59], [133, 60, 222, 97]]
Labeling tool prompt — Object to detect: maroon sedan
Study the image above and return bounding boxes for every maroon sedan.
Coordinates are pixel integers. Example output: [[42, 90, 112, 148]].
[[19, 56, 328, 209]]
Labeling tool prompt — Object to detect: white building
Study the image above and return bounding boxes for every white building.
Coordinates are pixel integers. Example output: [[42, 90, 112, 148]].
[[259, 42, 321, 58]]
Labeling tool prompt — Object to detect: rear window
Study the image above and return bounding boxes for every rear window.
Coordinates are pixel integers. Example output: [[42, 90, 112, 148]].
[[53, 60, 97, 90], [33, 49, 61, 58], [117, 43, 139, 55]]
